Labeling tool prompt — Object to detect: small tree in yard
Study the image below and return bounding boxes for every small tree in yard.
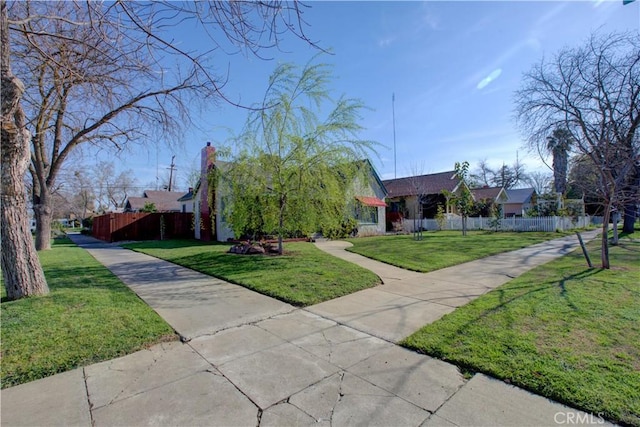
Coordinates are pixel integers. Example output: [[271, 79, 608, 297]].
[[225, 60, 377, 255], [488, 203, 502, 232], [453, 161, 474, 236], [435, 204, 446, 231]]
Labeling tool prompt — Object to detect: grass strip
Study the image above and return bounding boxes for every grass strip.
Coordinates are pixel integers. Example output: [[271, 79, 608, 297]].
[[401, 235, 640, 426], [347, 230, 575, 272], [1, 238, 175, 389], [122, 239, 381, 306]]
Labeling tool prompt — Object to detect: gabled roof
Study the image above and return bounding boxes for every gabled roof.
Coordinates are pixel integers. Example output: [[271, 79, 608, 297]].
[[505, 188, 536, 204], [125, 190, 184, 212], [177, 189, 194, 202], [382, 170, 459, 198], [471, 186, 507, 202], [357, 159, 388, 198]]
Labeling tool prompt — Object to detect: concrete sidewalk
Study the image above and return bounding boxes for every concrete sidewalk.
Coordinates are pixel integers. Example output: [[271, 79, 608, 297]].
[[310, 230, 600, 342], [1, 231, 608, 426]]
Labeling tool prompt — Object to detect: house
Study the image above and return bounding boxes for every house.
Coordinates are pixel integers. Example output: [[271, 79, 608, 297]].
[[350, 159, 388, 236], [382, 170, 466, 226], [503, 188, 537, 217], [177, 188, 195, 213], [124, 190, 185, 212], [470, 186, 508, 216], [183, 142, 222, 241], [188, 142, 387, 242]]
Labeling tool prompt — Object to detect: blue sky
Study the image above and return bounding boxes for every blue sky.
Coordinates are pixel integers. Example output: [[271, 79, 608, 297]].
[[113, 0, 639, 190]]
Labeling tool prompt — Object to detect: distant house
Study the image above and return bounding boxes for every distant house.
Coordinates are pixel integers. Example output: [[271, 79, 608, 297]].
[[503, 188, 537, 217], [382, 170, 466, 223], [188, 142, 387, 242], [124, 190, 185, 213], [177, 188, 195, 213], [470, 186, 508, 216]]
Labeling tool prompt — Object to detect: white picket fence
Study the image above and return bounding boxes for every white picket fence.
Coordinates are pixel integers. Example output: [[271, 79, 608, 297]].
[[402, 215, 592, 233]]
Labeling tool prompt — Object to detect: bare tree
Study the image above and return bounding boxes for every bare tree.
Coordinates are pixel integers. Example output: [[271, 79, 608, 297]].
[[491, 159, 527, 189], [516, 31, 640, 268], [472, 156, 527, 189], [93, 162, 137, 212], [526, 170, 553, 195], [567, 154, 604, 213], [406, 162, 430, 240], [470, 158, 493, 187], [2, 0, 318, 299]]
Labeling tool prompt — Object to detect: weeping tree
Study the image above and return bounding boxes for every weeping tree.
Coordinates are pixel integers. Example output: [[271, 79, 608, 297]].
[[225, 61, 377, 255], [516, 31, 640, 268], [1, 0, 317, 300]]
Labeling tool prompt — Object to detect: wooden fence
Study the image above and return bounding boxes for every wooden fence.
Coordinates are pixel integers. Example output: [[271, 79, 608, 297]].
[[92, 212, 193, 242], [402, 215, 592, 233]]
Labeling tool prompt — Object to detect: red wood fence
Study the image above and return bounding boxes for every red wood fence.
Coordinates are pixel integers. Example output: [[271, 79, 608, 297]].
[[92, 212, 193, 242]]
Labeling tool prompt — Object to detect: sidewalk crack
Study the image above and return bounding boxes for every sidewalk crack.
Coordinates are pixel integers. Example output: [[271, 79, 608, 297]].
[[82, 367, 96, 427]]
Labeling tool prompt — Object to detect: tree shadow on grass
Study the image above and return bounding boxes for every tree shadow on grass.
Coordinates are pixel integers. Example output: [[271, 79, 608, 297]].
[[558, 268, 603, 311], [406, 267, 605, 351]]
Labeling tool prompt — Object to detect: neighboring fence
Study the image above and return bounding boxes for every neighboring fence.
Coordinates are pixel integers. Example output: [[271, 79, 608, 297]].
[[92, 212, 193, 242], [402, 215, 592, 233]]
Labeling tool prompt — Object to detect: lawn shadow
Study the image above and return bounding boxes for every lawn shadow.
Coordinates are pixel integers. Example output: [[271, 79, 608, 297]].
[[558, 268, 602, 311], [424, 266, 604, 341]]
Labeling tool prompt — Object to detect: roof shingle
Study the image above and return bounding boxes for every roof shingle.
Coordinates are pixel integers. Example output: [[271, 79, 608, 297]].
[[126, 190, 184, 212], [382, 170, 459, 198]]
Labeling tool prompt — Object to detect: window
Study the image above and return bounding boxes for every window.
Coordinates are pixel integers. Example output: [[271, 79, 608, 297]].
[[354, 203, 378, 224]]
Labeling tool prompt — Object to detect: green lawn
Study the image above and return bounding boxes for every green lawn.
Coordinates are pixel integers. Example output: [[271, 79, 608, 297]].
[[1, 238, 175, 389], [123, 240, 381, 306], [347, 230, 574, 272], [402, 234, 640, 426]]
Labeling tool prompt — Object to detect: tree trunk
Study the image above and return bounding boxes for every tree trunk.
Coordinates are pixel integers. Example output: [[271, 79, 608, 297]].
[[278, 197, 285, 255], [621, 159, 639, 234], [600, 203, 611, 269], [612, 210, 619, 246], [1, 0, 49, 299], [622, 203, 636, 234], [34, 187, 53, 250]]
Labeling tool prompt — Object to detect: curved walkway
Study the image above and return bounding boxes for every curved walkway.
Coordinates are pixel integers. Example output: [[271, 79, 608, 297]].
[[310, 230, 600, 343], [1, 231, 606, 427]]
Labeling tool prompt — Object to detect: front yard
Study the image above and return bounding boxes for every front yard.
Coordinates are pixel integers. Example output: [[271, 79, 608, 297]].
[[402, 234, 640, 426], [1, 238, 175, 389], [122, 240, 381, 306], [347, 230, 574, 272]]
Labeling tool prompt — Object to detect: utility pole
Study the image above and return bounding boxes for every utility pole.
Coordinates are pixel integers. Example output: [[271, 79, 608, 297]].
[[167, 155, 177, 191], [392, 93, 397, 179]]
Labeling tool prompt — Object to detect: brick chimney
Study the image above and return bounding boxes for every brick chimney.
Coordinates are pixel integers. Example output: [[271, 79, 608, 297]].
[[201, 141, 216, 174]]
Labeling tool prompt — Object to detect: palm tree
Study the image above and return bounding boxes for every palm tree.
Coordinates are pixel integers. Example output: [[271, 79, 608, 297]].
[[546, 128, 573, 196]]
